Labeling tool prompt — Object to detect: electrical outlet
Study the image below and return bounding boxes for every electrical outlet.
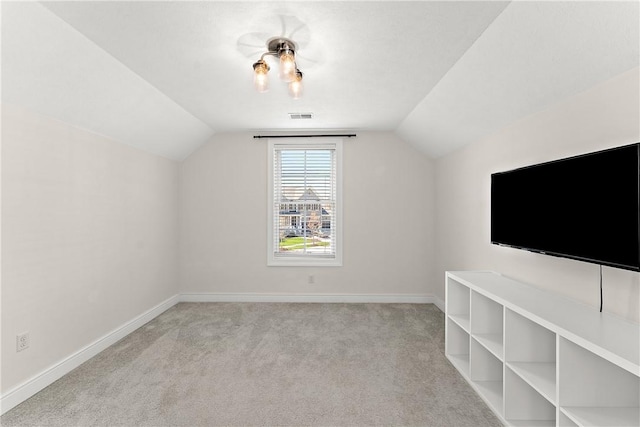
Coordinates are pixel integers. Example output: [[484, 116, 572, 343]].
[[308, 274, 315, 284], [16, 332, 29, 352]]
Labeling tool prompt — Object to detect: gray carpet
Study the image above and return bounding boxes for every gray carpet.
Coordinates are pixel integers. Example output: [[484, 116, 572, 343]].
[[1, 303, 501, 426]]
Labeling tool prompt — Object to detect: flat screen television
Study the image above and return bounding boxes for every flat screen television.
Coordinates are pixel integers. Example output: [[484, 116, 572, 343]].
[[491, 143, 640, 272]]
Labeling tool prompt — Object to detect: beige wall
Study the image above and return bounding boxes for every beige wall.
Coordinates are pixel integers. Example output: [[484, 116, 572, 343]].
[[3, 65, 637, 400], [434, 67, 640, 322], [1, 104, 179, 393], [179, 131, 435, 296]]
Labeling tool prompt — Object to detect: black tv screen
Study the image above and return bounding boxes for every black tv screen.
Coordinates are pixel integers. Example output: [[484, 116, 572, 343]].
[[491, 143, 640, 272]]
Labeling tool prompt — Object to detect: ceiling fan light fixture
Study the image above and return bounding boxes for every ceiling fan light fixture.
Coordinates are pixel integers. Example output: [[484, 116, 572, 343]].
[[252, 37, 303, 98]]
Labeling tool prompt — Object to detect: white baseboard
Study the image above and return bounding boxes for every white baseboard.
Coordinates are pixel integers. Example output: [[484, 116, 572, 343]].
[[0, 294, 180, 415], [181, 292, 444, 309], [432, 296, 445, 312]]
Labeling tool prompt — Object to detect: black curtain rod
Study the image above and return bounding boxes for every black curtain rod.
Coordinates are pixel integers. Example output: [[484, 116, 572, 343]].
[[253, 134, 356, 139]]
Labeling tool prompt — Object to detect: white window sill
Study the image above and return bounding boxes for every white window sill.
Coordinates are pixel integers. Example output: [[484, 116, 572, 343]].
[[268, 256, 342, 267]]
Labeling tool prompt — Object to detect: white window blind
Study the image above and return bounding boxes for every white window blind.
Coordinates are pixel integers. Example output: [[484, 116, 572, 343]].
[[268, 139, 342, 266]]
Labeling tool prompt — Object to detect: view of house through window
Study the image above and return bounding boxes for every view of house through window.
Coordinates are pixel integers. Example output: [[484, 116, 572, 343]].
[[269, 139, 342, 266]]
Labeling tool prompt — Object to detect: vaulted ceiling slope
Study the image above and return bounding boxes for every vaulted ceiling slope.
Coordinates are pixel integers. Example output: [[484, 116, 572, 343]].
[[2, 2, 638, 161]]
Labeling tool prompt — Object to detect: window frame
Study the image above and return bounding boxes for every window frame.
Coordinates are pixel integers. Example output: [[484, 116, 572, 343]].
[[267, 138, 343, 267]]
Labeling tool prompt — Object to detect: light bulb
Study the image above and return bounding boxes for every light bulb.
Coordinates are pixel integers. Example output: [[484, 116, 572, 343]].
[[253, 60, 270, 93], [288, 70, 303, 99], [279, 49, 296, 82]]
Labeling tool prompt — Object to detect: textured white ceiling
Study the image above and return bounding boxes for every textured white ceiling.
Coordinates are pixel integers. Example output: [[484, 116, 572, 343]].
[[397, 1, 640, 157], [1, 1, 214, 160], [2, 1, 638, 160]]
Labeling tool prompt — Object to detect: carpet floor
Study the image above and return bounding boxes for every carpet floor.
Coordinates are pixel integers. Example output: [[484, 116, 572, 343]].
[[1, 303, 501, 426]]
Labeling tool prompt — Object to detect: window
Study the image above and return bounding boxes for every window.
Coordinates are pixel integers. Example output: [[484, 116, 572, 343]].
[[268, 138, 342, 266]]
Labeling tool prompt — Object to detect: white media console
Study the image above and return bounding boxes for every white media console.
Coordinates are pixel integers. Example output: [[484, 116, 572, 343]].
[[445, 271, 639, 427]]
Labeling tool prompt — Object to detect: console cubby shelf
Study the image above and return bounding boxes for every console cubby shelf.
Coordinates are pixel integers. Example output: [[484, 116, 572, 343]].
[[445, 271, 640, 427]]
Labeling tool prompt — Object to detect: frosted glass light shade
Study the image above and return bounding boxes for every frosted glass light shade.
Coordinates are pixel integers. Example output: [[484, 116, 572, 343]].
[[253, 60, 270, 92], [279, 51, 296, 82], [288, 70, 303, 99]]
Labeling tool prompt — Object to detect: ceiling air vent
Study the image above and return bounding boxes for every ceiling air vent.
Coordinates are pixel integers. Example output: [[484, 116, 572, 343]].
[[289, 112, 313, 120]]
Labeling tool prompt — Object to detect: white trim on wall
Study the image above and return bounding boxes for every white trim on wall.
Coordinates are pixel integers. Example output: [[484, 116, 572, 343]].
[[267, 138, 344, 267], [1, 292, 443, 415], [180, 292, 445, 310], [0, 295, 180, 415]]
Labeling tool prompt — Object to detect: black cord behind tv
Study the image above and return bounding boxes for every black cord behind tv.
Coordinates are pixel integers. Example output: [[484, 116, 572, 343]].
[[491, 143, 640, 272]]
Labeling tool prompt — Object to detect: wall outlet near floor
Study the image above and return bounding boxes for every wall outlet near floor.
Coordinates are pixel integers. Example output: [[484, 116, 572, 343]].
[[308, 274, 315, 284], [16, 332, 29, 352]]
